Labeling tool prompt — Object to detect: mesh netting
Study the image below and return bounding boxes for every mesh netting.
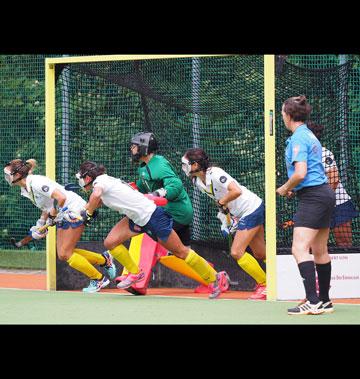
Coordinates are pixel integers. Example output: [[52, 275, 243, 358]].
[[276, 57, 360, 249], [55, 56, 265, 248], [1, 54, 359, 256], [0, 55, 48, 251]]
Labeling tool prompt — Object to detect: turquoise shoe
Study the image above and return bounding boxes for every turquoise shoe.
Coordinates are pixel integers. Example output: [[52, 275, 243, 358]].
[[82, 276, 110, 293], [102, 250, 117, 280]]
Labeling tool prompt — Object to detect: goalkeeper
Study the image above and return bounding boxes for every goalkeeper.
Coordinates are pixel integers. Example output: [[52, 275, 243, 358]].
[[181, 148, 267, 300], [3, 159, 116, 293], [130, 131, 193, 247]]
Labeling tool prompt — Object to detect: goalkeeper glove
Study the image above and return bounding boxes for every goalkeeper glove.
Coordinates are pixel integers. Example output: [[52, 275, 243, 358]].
[[150, 188, 167, 198]]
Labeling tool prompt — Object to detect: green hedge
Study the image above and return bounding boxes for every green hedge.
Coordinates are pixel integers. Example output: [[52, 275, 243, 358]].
[[0, 250, 46, 270]]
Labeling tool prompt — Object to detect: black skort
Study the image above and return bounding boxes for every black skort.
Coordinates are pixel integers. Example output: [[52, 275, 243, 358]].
[[294, 183, 336, 229]]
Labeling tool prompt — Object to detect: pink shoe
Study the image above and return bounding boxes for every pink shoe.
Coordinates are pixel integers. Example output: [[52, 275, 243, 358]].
[[249, 283, 266, 300], [208, 271, 230, 299], [116, 270, 145, 289], [115, 274, 127, 283], [194, 284, 212, 293]]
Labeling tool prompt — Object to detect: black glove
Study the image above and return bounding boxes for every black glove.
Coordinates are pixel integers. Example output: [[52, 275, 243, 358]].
[[80, 210, 97, 226], [217, 200, 229, 215]]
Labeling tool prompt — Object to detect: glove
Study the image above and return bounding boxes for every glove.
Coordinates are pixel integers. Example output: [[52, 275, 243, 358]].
[[35, 217, 46, 229], [80, 210, 96, 226], [29, 225, 48, 240], [46, 213, 57, 227], [216, 212, 238, 237], [151, 188, 167, 198], [128, 182, 139, 190], [57, 207, 81, 223], [216, 200, 229, 215]]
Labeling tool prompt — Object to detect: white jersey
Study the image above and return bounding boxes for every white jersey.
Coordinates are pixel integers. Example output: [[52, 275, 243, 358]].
[[93, 174, 156, 226], [322, 147, 351, 205], [193, 167, 262, 219], [21, 174, 86, 213]]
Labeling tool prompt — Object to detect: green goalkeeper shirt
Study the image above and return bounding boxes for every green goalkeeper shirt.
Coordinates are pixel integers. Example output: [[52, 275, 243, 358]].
[[136, 155, 193, 226]]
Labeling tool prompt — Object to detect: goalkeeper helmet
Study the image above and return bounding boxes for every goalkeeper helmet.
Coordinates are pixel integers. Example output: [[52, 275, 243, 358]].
[[130, 132, 158, 162]]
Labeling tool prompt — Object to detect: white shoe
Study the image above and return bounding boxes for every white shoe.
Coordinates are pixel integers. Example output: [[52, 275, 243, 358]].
[[288, 300, 324, 315]]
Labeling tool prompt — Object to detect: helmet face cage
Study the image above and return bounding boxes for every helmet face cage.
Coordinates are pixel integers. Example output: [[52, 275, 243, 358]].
[[130, 132, 158, 160]]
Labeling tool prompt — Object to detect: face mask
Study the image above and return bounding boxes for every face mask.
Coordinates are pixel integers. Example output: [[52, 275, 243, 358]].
[[4, 168, 15, 186], [181, 157, 192, 177], [130, 144, 142, 162], [76, 172, 86, 188]]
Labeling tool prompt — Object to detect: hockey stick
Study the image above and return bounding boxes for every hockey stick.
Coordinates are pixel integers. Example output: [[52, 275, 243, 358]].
[[10, 222, 52, 248], [10, 181, 97, 248], [9, 211, 82, 248]]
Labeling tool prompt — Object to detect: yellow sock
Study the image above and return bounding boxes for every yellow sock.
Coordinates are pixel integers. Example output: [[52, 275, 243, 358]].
[[110, 244, 139, 274], [237, 252, 266, 285], [67, 253, 103, 280], [184, 249, 217, 284], [73, 248, 106, 266]]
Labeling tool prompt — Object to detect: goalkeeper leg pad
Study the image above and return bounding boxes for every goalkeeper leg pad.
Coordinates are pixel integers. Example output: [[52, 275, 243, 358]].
[[117, 233, 166, 295], [159, 255, 209, 286]]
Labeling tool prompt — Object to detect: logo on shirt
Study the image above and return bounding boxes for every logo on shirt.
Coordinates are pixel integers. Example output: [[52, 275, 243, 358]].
[[325, 157, 333, 166], [312, 144, 318, 154], [41, 185, 49, 192], [292, 145, 300, 159], [219, 176, 227, 184]]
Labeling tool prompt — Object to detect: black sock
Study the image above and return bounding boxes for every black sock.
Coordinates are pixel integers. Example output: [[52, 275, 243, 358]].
[[315, 261, 331, 303], [298, 261, 319, 304]]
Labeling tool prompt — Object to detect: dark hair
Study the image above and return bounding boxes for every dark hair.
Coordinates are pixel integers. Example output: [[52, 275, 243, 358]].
[[307, 121, 324, 140], [79, 161, 106, 179], [5, 159, 35, 177], [184, 148, 211, 171], [283, 95, 312, 122]]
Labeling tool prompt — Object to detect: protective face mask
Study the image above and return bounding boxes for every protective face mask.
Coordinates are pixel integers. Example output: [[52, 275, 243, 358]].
[[130, 144, 142, 162], [181, 157, 192, 177], [4, 168, 14, 186], [76, 172, 86, 188]]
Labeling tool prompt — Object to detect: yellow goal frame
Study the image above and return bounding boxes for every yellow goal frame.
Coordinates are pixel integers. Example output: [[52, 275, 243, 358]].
[[45, 54, 277, 299]]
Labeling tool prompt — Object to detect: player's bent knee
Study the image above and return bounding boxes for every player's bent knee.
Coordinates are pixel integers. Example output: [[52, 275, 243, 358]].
[[230, 249, 244, 260], [173, 248, 189, 260], [253, 251, 265, 260], [104, 238, 117, 250], [58, 251, 72, 261]]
